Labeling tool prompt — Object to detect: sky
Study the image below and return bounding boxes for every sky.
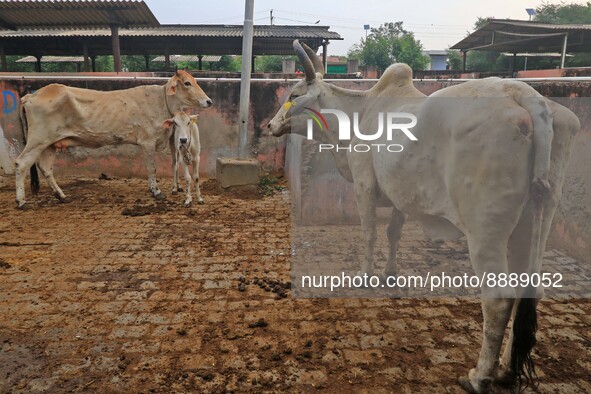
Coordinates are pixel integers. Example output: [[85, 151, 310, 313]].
[[144, 0, 589, 56]]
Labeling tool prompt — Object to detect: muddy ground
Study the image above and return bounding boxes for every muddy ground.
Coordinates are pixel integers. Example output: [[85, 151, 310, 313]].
[[0, 175, 589, 393]]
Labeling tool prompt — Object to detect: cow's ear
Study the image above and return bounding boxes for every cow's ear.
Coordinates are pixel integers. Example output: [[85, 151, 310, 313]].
[[162, 119, 175, 129], [190, 115, 199, 124], [166, 77, 178, 95]]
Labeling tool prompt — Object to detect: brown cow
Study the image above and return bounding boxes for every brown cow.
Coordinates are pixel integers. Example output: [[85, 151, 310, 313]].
[[16, 70, 212, 209]]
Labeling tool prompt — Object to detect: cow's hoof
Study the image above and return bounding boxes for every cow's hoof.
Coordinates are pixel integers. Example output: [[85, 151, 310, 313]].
[[154, 192, 166, 201], [171, 190, 178, 196], [55, 193, 70, 203], [458, 376, 491, 394], [17, 203, 31, 210], [177, 187, 184, 192], [458, 377, 478, 393], [184, 201, 192, 208], [495, 369, 516, 388], [197, 199, 205, 205]]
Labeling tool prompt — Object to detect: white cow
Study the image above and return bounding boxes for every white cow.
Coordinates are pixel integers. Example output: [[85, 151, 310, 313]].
[[267, 40, 580, 393], [16, 70, 212, 209], [163, 111, 204, 207]]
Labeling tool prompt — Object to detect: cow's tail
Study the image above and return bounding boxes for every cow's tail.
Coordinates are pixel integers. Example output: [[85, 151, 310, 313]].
[[19, 103, 40, 196], [509, 92, 554, 391]]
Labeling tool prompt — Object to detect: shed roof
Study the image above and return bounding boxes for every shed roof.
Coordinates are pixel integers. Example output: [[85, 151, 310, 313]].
[[0, 24, 342, 56], [451, 19, 591, 53], [152, 55, 222, 62], [0, 0, 159, 30], [16, 55, 84, 63]]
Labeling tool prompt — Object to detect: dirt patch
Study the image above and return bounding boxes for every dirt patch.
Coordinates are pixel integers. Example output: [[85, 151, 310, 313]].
[[0, 175, 589, 393], [121, 202, 170, 217]]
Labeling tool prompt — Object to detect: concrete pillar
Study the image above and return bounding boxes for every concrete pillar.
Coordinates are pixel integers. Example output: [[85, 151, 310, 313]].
[[282, 58, 295, 73], [110, 24, 121, 72], [164, 51, 170, 71], [198, 55, 203, 71], [347, 59, 359, 74], [91, 56, 96, 72], [238, 0, 254, 159], [144, 55, 150, 71]]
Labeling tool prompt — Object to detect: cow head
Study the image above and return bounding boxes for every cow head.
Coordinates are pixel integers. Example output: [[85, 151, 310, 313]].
[[166, 69, 213, 109], [163, 112, 199, 165], [266, 40, 327, 137]]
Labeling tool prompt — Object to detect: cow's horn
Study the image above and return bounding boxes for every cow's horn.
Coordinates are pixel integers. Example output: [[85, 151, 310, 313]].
[[293, 40, 316, 82], [302, 43, 324, 78]]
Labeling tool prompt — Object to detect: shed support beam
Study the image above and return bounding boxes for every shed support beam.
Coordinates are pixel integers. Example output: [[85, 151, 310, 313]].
[[91, 56, 96, 72], [144, 55, 150, 71], [0, 45, 7, 72], [35, 55, 42, 72], [198, 55, 203, 71], [322, 41, 328, 74], [164, 50, 170, 71], [560, 33, 568, 69], [462, 51, 467, 72], [110, 24, 122, 72], [83, 42, 90, 72]]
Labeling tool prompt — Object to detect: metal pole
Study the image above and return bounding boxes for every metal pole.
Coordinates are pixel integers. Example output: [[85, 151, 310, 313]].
[[238, 0, 254, 159], [560, 33, 568, 69]]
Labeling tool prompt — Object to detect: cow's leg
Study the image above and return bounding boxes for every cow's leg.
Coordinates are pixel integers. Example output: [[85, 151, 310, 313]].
[[182, 162, 193, 207], [383, 207, 404, 277], [15, 144, 45, 208], [37, 148, 67, 202], [140, 144, 164, 200], [193, 151, 203, 205], [170, 139, 180, 195], [460, 232, 515, 394], [352, 173, 377, 276]]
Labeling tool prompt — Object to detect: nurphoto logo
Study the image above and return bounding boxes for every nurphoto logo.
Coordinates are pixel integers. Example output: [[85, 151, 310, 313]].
[[286, 99, 418, 152]]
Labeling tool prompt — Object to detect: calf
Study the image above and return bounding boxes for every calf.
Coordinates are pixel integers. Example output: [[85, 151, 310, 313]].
[[163, 112, 203, 207], [16, 70, 212, 209]]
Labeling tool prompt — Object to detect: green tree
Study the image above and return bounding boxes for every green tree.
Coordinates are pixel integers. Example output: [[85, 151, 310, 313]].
[[534, 1, 591, 67], [121, 55, 151, 72], [256, 55, 295, 72], [210, 55, 241, 72], [446, 50, 463, 70], [535, 1, 591, 23], [348, 22, 429, 72]]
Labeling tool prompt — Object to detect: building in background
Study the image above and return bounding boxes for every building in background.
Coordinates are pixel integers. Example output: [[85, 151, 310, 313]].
[[423, 50, 448, 70]]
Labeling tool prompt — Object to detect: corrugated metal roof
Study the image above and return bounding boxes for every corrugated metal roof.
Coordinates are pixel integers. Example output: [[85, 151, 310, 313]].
[[0, 0, 159, 30], [152, 55, 222, 62], [451, 19, 591, 52], [16, 55, 84, 63], [0, 24, 342, 39]]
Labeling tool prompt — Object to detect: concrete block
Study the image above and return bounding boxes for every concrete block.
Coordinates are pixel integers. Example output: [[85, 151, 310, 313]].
[[216, 157, 261, 188]]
